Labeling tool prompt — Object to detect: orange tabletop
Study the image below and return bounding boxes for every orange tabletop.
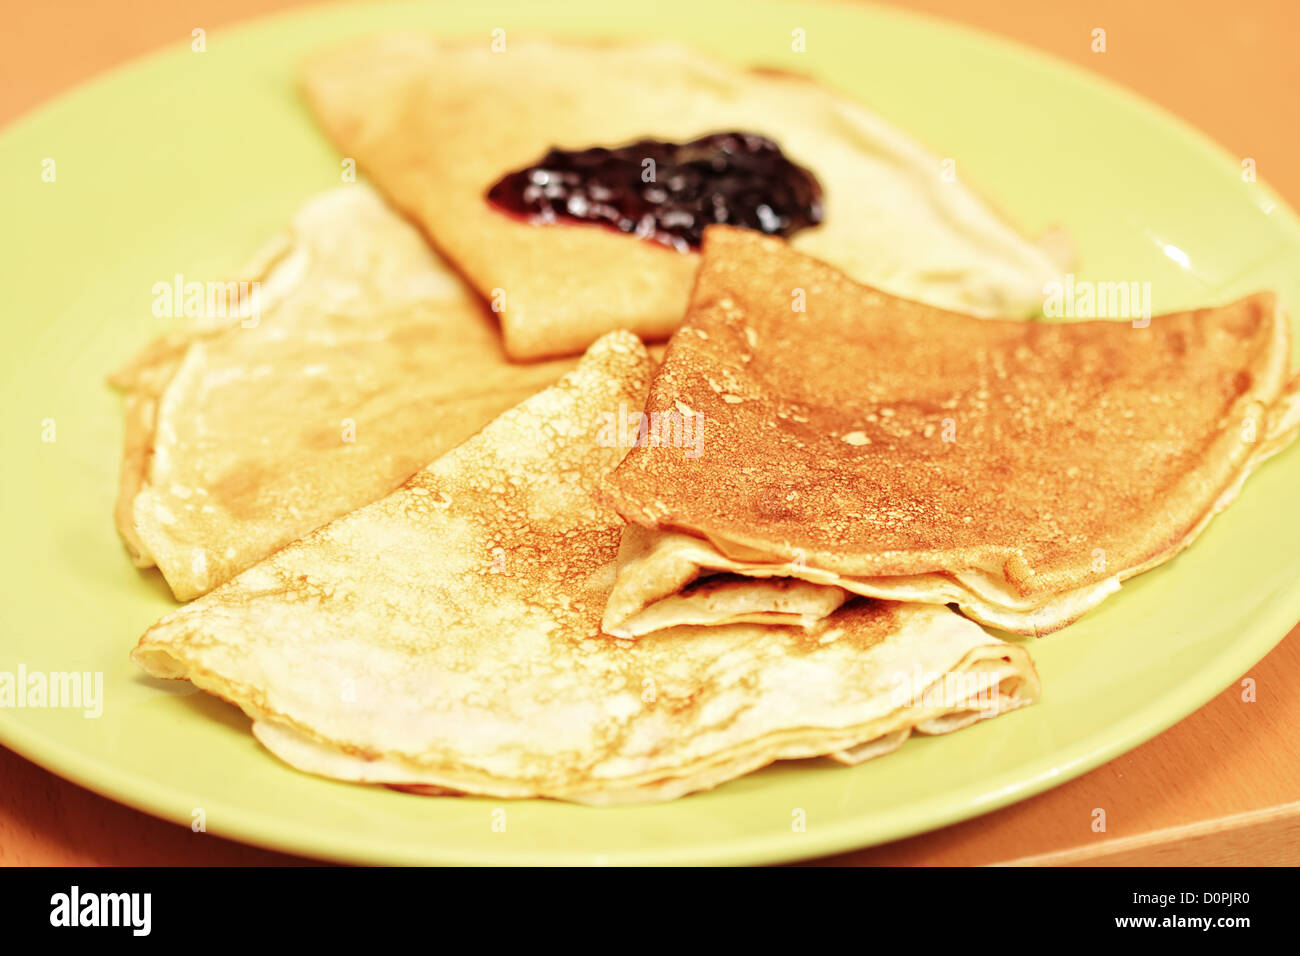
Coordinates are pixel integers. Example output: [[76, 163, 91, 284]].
[[2, 0, 1297, 867]]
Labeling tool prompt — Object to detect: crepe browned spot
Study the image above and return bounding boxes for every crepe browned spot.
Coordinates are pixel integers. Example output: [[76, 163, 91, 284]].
[[131, 333, 1039, 805], [599, 227, 1300, 637], [111, 186, 575, 600], [300, 35, 1068, 360]]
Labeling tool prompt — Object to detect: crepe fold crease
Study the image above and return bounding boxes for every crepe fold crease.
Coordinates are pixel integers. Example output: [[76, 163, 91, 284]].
[[300, 35, 1068, 360], [599, 228, 1300, 638], [110, 185, 573, 600], [132, 332, 1039, 805]]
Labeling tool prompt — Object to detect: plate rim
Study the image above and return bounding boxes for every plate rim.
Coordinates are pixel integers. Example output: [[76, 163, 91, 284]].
[[2, 0, 1299, 866]]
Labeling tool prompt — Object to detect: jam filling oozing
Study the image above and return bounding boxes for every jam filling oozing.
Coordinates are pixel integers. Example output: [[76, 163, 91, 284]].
[[486, 132, 824, 252]]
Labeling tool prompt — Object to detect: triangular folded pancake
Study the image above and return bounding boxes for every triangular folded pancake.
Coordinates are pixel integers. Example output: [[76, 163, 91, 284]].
[[300, 36, 1067, 360], [110, 186, 574, 600], [600, 228, 1300, 637], [132, 333, 1039, 805]]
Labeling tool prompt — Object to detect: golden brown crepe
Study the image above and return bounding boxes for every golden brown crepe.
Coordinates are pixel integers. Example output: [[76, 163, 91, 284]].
[[600, 227, 1300, 637], [300, 35, 1068, 360], [132, 333, 1039, 805], [111, 185, 575, 600]]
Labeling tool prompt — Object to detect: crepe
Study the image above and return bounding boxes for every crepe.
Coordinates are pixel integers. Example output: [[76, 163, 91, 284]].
[[111, 185, 574, 600], [131, 333, 1040, 805], [600, 228, 1300, 638], [300, 35, 1069, 360]]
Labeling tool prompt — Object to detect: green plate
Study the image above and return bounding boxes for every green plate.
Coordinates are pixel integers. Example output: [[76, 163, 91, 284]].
[[2, 0, 1298, 866]]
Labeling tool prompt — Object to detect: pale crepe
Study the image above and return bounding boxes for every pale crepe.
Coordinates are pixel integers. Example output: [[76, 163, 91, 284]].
[[300, 35, 1069, 360], [111, 185, 574, 600], [600, 228, 1300, 637], [132, 333, 1039, 805]]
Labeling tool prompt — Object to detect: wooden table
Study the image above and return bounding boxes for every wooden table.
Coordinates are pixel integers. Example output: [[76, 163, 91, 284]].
[[2, 0, 1297, 866]]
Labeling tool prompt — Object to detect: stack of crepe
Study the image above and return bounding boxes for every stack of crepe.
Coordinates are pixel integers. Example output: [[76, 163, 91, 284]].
[[120, 221, 1300, 804], [132, 333, 1040, 803], [599, 228, 1300, 639]]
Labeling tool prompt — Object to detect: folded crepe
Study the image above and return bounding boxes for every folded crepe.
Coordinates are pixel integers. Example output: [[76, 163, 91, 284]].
[[111, 185, 574, 600], [300, 35, 1068, 360], [132, 333, 1039, 805], [599, 228, 1300, 638]]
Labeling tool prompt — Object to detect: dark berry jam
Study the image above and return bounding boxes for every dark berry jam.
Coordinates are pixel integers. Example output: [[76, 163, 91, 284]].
[[486, 132, 824, 252]]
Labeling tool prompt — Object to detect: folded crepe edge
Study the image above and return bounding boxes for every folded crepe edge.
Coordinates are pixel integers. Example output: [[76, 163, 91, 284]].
[[133, 611, 1040, 805], [107, 228, 304, 579], [239, 637, 1039, 806]]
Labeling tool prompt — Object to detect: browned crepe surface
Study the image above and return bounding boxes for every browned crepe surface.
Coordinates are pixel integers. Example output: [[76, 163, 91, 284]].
[[601, 227, 1299, 613]]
